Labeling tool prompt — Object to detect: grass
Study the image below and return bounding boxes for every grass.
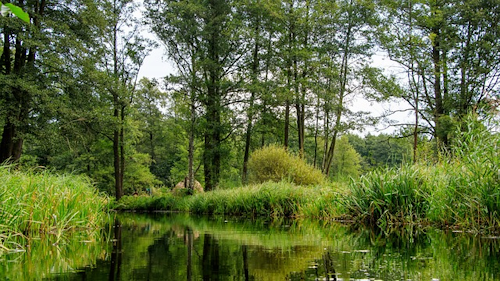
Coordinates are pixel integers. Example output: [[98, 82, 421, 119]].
[[114, 181, 346, 219], [0, 166, 109, 254], [116, 114, 500, 233], [342, 114, 500, 231]]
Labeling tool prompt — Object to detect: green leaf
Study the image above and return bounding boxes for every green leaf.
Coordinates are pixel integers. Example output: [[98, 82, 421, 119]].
[[4, 3, 30, 23]]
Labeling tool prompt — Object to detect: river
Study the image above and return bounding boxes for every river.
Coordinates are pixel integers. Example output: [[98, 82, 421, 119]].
[[1, 212, 499, 280]]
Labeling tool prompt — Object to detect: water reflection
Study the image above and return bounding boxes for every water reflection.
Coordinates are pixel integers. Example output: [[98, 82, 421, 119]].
[[2, 213, 500, 280]]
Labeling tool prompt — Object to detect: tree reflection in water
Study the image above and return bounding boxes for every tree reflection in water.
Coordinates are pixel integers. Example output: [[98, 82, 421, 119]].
[[40, 213, 500, 281]]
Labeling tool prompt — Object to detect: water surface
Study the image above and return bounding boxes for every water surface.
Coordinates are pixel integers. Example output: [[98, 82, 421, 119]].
[[2, 213, 499, 280]]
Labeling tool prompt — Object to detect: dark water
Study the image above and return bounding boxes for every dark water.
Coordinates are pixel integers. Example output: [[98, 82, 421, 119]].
[[1, 213, 500, 280]]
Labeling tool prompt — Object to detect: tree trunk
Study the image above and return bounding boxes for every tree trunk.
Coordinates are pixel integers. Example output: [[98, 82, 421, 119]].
[[284, 99, 290, 149], [431, 26, 447, 147], [188, 54, 197, 192], [113, 104, 123, 200], [202, 0, 225, 191], [322, 9, 352, 176], [242, 12, 261, 184]]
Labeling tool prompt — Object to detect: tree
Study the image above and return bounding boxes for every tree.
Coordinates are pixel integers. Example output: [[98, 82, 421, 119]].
[[146, 0, 246, 191], [95, 0, 153, 199], [377, 0, 500, 150], [330, 136, 361, 179], [318, 0, 377, 176], [0, 0, 103, 163]]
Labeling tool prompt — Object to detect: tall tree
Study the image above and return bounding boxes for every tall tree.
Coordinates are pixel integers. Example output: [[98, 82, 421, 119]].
[[319, 0, 376, 175], [98, 0, 152, 199], [377, 0, 500, 149], [0, 0, 101, 163], [146, 0, 246, 191]]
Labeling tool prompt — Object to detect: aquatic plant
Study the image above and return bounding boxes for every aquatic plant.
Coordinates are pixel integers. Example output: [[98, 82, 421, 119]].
[[0, 166, 109, 254], [115, 181, 345, 219], [342, 165, 432, 227], [342, 113, 500, 231], [427, 114, 500, 230]]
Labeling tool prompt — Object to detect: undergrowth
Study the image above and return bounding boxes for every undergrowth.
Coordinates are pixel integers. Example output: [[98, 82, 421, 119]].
[[0, 166, 109, 254]]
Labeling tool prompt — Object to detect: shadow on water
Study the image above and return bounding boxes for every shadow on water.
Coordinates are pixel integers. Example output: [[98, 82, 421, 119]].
[[2, 213, 500, 280]]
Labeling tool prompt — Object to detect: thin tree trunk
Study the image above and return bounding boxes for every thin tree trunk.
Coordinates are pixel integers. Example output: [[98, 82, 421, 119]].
[[284, 99, 290, 148], [188, 54, 197, 192], [112, 11, 123, 200], [313, 94, 320, 168], [242, 10, 261, 184], [322, 5, 353, 176]]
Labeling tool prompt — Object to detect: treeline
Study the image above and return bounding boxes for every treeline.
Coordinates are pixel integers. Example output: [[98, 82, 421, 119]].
[[1, 0, 499, 198]]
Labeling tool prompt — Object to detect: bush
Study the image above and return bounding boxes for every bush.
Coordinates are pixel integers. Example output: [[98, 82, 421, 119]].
[[248, 145, 325, 186]]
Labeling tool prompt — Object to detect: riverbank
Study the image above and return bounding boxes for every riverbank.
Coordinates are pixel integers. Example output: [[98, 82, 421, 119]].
[[114, 161, 499, 233], [115, 115, 500, 233], [0, 166, 109, 254], [114, 181, 347, 218]]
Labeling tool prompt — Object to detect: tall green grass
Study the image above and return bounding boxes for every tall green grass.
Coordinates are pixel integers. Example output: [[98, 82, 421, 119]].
[[342, 114, 500, 231], [115, 181, 346, 219], [427, 116, 500, 229], [0, 166, 109, 254]]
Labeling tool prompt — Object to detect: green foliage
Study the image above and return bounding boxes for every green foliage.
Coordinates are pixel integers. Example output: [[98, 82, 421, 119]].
[[115, 181, 344, 219], [330, 136, 362, 179], [124, 152, 162, 193], [247, 145, 325, 186], [343, 165, 432, 227], [348, 133, 412, 172], [343, 113, 500, 231], [426, 114, 500, 229], [0, 166, 108, 253]]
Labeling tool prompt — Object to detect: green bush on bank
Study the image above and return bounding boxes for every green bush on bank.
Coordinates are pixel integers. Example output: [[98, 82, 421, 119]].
[[0, 166, 108, 254], [248, 145, 325, 186]]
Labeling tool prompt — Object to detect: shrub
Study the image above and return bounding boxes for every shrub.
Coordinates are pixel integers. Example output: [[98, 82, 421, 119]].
[[248, 145, 325, 186]]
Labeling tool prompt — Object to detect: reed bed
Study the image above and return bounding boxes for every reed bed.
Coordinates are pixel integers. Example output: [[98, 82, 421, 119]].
[[0, 166, 108, 254], [115, 182, 345, 219], [342, 115, 500, 231]]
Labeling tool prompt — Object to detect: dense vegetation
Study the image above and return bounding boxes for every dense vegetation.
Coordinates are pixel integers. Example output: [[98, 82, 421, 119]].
[[114, 115, 500, 232], [1, 0, 499, 234], [0, 166, 108, 254], [2, 0, 499, 197]]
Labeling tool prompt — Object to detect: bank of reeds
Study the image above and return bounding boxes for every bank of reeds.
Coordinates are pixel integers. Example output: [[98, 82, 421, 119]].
[[343, 115, 500, 231], [0, 166, 108, 254], [114, 181, 346, 218]]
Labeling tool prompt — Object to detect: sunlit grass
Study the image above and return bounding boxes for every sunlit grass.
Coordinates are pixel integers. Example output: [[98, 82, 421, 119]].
[[0, 166, 109, 254]]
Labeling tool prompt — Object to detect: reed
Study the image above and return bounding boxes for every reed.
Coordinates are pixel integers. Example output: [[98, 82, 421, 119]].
[[342, 114, 500, 231], [427, 115, 500, 230], [115, 181, 345, 219], [0, 166, 108, 253], [342, 165, 432, 227]]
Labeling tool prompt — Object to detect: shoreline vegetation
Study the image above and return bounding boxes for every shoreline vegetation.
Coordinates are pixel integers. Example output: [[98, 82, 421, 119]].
[[0, 166, 109, 255], [1, 115, 498, 256], [115, 117, 500, 233]]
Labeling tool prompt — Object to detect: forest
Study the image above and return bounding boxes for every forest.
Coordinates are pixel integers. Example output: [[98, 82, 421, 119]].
[[1, 0, 499, 200]]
